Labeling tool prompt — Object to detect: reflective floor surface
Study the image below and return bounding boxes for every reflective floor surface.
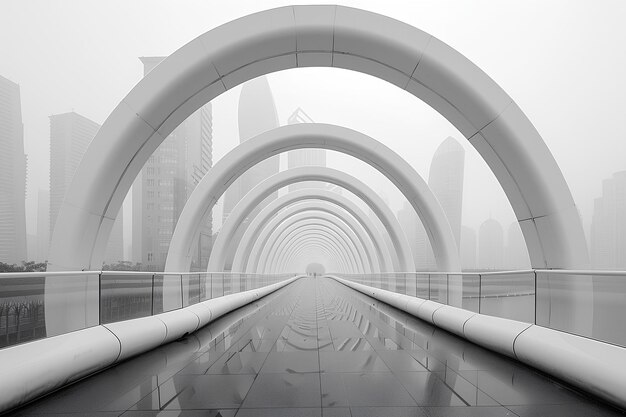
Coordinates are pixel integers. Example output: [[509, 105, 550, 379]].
[[9, 277, 625, 417]]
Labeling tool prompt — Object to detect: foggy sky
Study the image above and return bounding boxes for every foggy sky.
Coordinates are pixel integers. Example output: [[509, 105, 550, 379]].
[[2, 0, 625, 245]]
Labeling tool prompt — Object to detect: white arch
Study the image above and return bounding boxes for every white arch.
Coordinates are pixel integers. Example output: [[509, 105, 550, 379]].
[[168, 125, 456, 274], [266, 224, 361, 274], [193, 165, 413, 274], [210, 174, 393, 273], [242, 201, 381, 273], [47, 5, 588, 335], [281, 239, 347, 273], [232, 190, 391, 272], [289, 243, 344, 273], [275, 231, 354, 273], [258, 213, 371, 274], [275, 233, 355, 274]]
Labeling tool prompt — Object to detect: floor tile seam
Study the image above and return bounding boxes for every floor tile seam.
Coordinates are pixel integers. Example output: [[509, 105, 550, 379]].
[[438, 366, 505, 408], [236, 284, 304, 408], [314, 280, 324, 409]]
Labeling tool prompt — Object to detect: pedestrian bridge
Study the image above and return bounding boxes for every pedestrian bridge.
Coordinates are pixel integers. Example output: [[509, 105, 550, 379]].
[[1, 4, 625, 416]]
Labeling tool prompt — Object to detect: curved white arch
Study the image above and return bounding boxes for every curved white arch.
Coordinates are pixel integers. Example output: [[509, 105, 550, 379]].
[[258, 213, 371, 274], [243, 201, 380, 273], [232, 190, 392, 273], [197, 165, 413, 273], [274, 233, 355, 274], [289, 243, 344, 273], [210, 171, 396, 273], [281, 239, 347, 273], [47, 5, 588, 335], [274, 230, 355, 273], [169, 124, 455, 274]]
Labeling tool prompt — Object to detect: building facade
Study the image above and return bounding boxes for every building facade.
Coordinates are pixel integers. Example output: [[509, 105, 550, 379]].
[[0, 75, 27, 264], [591, 171, 626, 269], [132, 57, 213, 271], [413, 136, 465, 270]]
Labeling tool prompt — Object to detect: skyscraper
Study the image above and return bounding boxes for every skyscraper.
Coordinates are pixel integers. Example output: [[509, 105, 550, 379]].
[[221, 76, 279, 226], [287, 108, 326, 192], [132, 57, 213, 271], [428, 136, 465, 246], [591, 171, 626, 269], [414, 136, 465, 270], [478, 218, 504, 270], [0, 75, 27, 264], [49, 112, 101, 245]]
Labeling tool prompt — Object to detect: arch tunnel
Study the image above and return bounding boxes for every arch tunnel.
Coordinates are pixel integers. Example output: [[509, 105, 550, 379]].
[[2, 4, 625, 416]]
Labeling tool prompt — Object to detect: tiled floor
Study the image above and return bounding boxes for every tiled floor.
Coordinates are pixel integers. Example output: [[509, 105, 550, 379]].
[[9, 278, 625, 417]]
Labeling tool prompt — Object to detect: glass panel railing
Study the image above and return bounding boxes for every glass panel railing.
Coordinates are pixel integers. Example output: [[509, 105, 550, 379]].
[[536, 270, 626, 347], [333, 269, 624, 348], [479, 271, 535, 322], [100, 272, 153, 323], [0, 271, 297, 350]]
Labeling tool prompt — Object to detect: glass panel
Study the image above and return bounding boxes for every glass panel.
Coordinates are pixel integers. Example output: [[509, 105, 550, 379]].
[[0, 274, 47, 347], [480, 272, 534, 323], [152, 274, 164, 314], [100, 273, 153, 323], [461, 274, 479, 313], [429, 273, 447, 304]]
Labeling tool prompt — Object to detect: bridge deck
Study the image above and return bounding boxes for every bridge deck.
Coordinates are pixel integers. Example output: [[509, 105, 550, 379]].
[[11, 277, 623, 416]]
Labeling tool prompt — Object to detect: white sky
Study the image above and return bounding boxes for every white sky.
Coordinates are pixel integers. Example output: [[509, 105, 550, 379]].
[[2, 0, 625, 246]]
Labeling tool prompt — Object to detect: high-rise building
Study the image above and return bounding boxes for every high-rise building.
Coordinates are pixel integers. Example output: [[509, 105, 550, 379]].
[[132, 57, 213, 271], [49, 112, 101, 244], [287, 108, 326, 192], [0, 75, 27, 264], [222, 76, 279, 226], [460, 225, 477, 270], [428, 137, 465, 246], [413, 136, 465, 270], [591, 171, 626, 269], [478, 218, 504, 270], [36, 189, 50, 262], [505, 222, 530, 269]]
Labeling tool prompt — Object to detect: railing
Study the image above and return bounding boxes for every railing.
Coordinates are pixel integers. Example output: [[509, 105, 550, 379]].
[[334, 269, 626, 348], [0, 271, 295, 349]]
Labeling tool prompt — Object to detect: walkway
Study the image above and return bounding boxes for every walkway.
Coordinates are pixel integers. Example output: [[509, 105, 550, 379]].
[[11, 278, 623, 416]]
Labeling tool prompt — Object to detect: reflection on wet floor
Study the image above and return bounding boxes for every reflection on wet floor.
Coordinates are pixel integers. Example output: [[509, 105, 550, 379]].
[[11, 277, 625, 417]]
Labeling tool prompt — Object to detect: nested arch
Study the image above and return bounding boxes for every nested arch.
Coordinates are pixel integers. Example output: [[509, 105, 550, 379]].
[[47, 5, 588, 335], [243, 201, 381, 274], [233, 190, 391, 273], [265, 223, 363, 274], [258, 213, 371, 274]]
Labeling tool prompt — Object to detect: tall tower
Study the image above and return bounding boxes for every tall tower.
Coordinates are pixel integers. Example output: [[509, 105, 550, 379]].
[[0, 75, 27, 264], [222, 76, 279, 225], [478, 218, 504, 270], [428, 136, 465, 246], [591, 171, 626, 269], [49, 112, 102, 248], [414, 136, 465, 270], [287, 108, 326, 192], [133, 57, 213, 271]]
